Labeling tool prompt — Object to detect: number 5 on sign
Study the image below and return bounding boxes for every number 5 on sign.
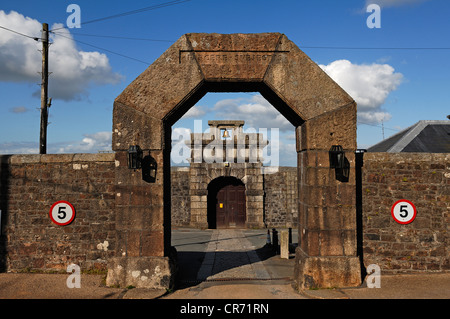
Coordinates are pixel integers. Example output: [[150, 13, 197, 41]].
[[391, 200, 416, 225], [49, 201, 75, 226]]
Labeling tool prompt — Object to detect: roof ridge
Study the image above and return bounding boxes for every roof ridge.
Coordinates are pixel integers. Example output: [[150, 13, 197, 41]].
[[367, 120, 450, 152], [387, 121, 428, 152]]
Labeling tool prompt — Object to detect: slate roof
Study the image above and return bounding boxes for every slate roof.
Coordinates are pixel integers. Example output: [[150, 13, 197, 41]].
[[367, 120, 450, 153]]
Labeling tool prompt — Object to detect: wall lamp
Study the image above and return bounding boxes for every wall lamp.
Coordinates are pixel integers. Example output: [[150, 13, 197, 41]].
[[329, 145, 345, 169], [142, 155, 157, 183], [128, 145, 143, 170], [329, 145, 349, 182]]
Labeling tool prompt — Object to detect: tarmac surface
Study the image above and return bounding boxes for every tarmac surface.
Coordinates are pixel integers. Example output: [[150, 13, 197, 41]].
[[0, 228, 448, 300]]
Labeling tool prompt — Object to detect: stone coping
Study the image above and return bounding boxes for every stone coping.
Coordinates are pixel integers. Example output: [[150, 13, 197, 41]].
[[0, 153, 115, 164], [364, 152, 449, 161]]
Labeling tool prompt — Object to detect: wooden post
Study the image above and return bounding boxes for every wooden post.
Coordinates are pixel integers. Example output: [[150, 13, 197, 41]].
[[39, 23, 49, 154]]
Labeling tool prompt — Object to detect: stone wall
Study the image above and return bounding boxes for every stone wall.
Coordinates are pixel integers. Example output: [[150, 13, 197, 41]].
[[171, 167, 191, 227], [0, 154, 116, 272], [170, 166, 299, 229], [1, 151, 447, 276], [361, 153, 449, 273], [264, 167, 298, 228]]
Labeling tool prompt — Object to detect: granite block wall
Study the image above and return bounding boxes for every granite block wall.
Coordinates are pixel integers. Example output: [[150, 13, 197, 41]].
[[171, 167, 191, 227], [0, 154, 116, 272], [263, 167, 298, 228], [170, 166, 298, 229], [0, 152, 447, 275], [361, 153, 449, 273]]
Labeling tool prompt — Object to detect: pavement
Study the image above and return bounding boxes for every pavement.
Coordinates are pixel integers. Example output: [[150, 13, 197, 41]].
[[0, 228, 449, 300]]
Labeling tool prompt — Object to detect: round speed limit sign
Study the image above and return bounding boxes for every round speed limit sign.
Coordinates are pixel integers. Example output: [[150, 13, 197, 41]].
[[391, 199, 416, 225], [49, 201, 75, 226]]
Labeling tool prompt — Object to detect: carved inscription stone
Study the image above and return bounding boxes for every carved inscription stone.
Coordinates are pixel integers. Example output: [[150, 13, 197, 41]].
[[181, 50, 285, 80], [182, 51, 275, 64]]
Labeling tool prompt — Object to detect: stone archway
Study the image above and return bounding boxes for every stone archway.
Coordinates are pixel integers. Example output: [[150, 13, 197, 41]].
[[107, 33, 361, 290]]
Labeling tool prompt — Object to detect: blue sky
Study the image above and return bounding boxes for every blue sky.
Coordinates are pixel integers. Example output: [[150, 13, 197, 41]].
[[0, 0, 449, 166]]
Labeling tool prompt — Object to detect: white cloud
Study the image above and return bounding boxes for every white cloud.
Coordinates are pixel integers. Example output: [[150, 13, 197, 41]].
[[9, 106, 29, 113], [365, 0, 429, 8], [278, 141, 296, 167], [0, 10, 122, 101], [0, 142, 38, 155], [57, 131, 112, 153], [358, 111, 392, 124], [180, 105, 206, 119], [213, 95, 295, 133], [0, 131, 112, 155], [319, 59, 402, 124]]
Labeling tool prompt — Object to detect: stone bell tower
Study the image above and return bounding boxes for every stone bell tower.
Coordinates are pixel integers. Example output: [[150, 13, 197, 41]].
[[186, 120, 269, 229], [188, 120, 268, 164]]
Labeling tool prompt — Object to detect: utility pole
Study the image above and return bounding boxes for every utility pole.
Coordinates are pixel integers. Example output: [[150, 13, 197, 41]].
[[39, 23, 49, 154]]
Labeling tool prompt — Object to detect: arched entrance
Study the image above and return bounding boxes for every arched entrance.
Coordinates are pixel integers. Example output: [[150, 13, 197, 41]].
[[108, 33, 361, 290], [207, 177, 246, 229]]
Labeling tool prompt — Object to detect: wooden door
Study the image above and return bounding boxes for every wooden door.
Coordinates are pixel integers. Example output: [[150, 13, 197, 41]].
[[216, 184, 246, 228]]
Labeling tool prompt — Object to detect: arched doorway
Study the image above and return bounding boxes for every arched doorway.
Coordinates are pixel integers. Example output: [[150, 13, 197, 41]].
[[207, 177, 246, 229]]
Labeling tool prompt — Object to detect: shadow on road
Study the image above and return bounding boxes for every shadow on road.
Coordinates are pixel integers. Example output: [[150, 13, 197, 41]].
[[174, 244, 277, 289]]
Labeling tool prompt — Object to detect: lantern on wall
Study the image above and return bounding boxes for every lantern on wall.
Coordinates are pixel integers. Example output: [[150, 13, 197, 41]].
[[128, 145, 143, 169], [329, 145, 345, 169], [142, 155, 157, 183], [329, 145, 350, 182]]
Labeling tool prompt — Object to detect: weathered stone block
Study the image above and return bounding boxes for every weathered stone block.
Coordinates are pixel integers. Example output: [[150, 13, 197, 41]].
[[280, 230, 289, 259], [127, 230, 141, 257], [294, 248, 361, 289], [106, 255, 176, 289], [141, 230, 164, 257], [188, 33, 281, 81]]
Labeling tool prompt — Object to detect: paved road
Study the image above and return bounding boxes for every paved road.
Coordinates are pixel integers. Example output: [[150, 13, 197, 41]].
[[171, 228, 296, 282], [166, 227, 303, 299]]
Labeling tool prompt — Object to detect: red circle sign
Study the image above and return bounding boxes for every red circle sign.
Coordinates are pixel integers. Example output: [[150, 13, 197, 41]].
[[391, 199, 416, 225], [49, 201, 75, 226]]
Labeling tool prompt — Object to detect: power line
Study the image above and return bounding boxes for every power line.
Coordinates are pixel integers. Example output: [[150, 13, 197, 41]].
[[49, 31, 450, 50], [53, 32, 151, 65], [50, 0, 192, 32], [52, 31, 450, 51], [3, 20, 449, 53], [51, 31, 174, 43], [47, 29, 450, 51], [0, 25, 41, 41], [301, 45, 450, 50], [357, 121, 399, 132]]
